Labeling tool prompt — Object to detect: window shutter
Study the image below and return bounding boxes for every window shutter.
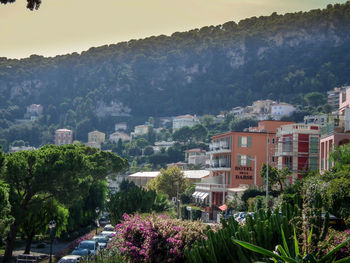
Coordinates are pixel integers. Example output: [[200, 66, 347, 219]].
[[238, 136, 242, 147], [248, 155, 251, 166], [248, 136, 251, 147], [238, 154, 241, 165]]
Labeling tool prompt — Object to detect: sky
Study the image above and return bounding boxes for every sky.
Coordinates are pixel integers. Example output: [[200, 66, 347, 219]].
[[0, 0, 347, 59]]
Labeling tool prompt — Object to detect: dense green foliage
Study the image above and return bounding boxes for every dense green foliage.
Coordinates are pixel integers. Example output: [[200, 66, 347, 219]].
[[106, 180, 158, 225], [0, 145, 127, 262], [0, 180, 13, 243], [1, 2, 350, 146]]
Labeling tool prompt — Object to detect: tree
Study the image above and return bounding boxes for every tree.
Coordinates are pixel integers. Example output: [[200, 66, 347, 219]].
[[0, 181, 13, 243], [230, 118, 258, 132], [260, 164, 289, 191], [304, 92, 325, 107], [19, 198, 68, 254], [146, 166, 188, 199], [106, 180, 156, 224], [0, 0, 42, 10], [172, 126, 192, 142], [1, 145, 127, 262], [191, 124, 208, 142]]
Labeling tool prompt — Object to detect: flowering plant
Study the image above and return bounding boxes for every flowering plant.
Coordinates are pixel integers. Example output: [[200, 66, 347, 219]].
[[114, 213, 207, 263]]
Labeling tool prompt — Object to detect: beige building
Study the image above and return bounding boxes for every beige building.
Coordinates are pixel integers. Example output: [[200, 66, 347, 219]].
[[184, 148, 208, 167], [88, 131, 106, 144], [128, 170, 210, 188], [109, 131, 131, 143]]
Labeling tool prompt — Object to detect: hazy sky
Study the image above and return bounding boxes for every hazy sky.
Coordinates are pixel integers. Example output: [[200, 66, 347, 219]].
[[0, 0, 346, 59]]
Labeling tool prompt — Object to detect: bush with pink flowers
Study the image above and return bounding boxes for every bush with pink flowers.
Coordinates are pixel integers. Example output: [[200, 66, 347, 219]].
[[318, 229, 350, 259], [114, 213, 207, 263]]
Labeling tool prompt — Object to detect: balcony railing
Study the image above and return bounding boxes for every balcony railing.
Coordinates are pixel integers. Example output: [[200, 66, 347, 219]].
[[207, 145, 231, 154], [195, 182, 229, 192]]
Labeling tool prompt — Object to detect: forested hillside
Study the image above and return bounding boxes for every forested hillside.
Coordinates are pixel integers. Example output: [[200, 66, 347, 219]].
[[1, 2, 350, 146]]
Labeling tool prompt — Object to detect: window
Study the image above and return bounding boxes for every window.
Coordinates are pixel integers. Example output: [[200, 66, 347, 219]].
[[238, 155, 251, 166], [272, 138, 275, 144], [309, 137, 319, 154], [309, 157, 318, 171], [239, 136, 251, 147], [284, 137, 291, 152]]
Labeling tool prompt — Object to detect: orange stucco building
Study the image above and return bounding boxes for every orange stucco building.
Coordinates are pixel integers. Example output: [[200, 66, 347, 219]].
[[195, 121, 294, 209]]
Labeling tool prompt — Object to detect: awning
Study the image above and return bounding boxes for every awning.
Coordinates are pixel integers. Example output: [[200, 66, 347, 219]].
[[192, 192, 200, 198], [218, 204, 228, 211], [199, 193, 209, 200]]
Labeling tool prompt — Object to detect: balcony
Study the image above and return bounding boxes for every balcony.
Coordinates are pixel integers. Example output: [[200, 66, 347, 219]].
[[195, 182, 229, 192], [207, 165, 231, 171], [208, 142, 231, 154]]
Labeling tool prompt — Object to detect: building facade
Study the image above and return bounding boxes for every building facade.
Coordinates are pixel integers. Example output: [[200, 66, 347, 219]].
[[55, 129, 73, 145], [88, 130, 106, 144], [271, 103, 296, 120], [184, 148, 208, 167], [109, 131, 131, 143], [196, 121, 294, 210], [327, 87, 345, 109], [274, 124, 320, 182], [115, 122, 127, 131], [172, 115, 200, 131]]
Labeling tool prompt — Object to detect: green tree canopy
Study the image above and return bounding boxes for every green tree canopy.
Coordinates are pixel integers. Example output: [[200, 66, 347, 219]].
[[230, 118, 258, 132], [146, 166, 188, 199], [1, 145, 127, 262], [260, 164, 290, 191]]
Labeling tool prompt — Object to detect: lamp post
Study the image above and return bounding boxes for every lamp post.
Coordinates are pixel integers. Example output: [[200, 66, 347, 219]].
[[48, 220, 56, 263], [95, 207, 100, 235], [248, 156, 257, 186]]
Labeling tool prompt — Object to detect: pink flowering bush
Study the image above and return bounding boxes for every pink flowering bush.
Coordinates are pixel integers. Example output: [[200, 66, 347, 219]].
[[114, 213, 207, 263], [318, 229, 350, 259]]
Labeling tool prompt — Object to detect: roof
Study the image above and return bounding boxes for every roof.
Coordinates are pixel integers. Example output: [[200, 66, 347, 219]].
[[56, 129, 72, 132], [184, 148, 206, 153], [173, 114, 197, 120], [61, 255, 81, 260], [128, 170, 210, 179]]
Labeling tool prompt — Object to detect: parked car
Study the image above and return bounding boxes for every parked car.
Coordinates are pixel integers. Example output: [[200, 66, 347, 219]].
[[322, 212, 346, 230], [76, 240, 99, 256], [99, 217, 110, 227], [101, 231, 116, 238], [58, 255, 81, 263], [103, 224, 115, 232], [71, 249, 90, 260], [92, 235, 109, 249]]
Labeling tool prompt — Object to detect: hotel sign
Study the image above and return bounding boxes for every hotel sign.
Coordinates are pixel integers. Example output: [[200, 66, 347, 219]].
[[234, 166, 253, 180]]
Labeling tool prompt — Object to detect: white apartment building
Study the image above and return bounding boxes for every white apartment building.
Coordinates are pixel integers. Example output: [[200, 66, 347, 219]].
[[172, 115, 200, 131], [271, 103, 296, 120], [133, 125, 150, 136], [115, 122, 127, 131], [184, 148, 208, 167]]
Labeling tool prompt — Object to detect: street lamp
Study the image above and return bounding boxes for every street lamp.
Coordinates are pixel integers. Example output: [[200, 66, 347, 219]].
[[95, 207, 100, 235], [48, 220, 56, 263], [248, 156, 257, 186]]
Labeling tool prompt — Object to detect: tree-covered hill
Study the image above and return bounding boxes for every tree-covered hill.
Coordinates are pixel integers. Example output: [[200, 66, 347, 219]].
[[1, 2, 350, 145]]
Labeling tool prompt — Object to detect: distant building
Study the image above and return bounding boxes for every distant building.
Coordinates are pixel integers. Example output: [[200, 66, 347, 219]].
[[271, 103, 296, 120], [109, 131, 131, 143], [115, 122, 127, 131], [167, 162, 188, 170], [304, 115, 329, 126], [327, 87, 346, 109], [275, 124, 320, 183], [184, 148, 208, 167], [172, 114, 200, 131], [88, 131, 105, 144], [55, 129, 73, 145], [9, 146, 36, 153], [159, 117, 172, 128], [128, 170, 210, 188], [152, 141, 175, 153], [24, 104, 43, 120], [132, 125, 150, 136], [231, 107, 244, 119]]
